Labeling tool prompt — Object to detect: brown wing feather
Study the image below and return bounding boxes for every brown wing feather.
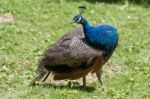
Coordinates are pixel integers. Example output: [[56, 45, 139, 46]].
[[39, 36, 102, 67], [37, 27, 104, 80]]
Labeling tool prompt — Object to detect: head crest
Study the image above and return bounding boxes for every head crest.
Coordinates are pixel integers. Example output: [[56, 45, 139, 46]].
[[78, 5, 87, 14]]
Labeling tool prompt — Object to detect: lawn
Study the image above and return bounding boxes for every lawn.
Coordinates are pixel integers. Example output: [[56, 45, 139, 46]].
[[0, 0, 150, 99]]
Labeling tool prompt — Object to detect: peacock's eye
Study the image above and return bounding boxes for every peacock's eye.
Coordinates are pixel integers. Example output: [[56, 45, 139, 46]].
[[76, 17, 81, 22]]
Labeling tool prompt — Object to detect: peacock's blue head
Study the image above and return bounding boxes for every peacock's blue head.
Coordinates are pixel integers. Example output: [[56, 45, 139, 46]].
[[71, 14, 83, 24]]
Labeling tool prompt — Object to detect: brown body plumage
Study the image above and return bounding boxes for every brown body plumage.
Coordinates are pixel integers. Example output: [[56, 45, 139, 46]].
[[31, 27, 107, 86]]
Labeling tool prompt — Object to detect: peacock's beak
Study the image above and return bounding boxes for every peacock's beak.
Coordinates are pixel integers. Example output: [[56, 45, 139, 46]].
[[70, 20, 75, 24]]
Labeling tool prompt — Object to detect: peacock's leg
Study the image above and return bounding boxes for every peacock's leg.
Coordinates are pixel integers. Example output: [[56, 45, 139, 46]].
[[96, 67, 103, 86], [96, 67, 106, 91], [82, 76, 86, 87], [30, 69, 49, 85]]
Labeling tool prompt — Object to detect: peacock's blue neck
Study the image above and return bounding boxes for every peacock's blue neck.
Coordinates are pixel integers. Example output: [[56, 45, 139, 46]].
[[81, 18, 96, 48], [81, 18, 93, 44], [82, 18, 91, 33]]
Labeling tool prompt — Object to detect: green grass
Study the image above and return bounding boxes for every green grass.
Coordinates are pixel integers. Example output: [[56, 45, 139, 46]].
[[0, 0, 150, 99]]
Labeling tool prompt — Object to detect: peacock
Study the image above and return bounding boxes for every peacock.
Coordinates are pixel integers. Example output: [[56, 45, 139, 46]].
[[30, 6, 118, 88]]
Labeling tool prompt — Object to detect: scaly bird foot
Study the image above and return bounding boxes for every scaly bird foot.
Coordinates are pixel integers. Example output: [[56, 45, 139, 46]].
[[67, 81, 80, 87]]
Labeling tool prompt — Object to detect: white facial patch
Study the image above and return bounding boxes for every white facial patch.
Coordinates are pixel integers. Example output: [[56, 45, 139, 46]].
[[77, 17, 81, 22]]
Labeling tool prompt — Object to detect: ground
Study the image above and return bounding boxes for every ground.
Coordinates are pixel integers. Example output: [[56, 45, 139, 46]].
[[0, 0, 150, 99]]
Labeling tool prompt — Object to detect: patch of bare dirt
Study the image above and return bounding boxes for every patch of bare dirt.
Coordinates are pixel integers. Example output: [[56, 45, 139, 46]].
[[47, 64, 124, 86], [0, 13, 14, 23]]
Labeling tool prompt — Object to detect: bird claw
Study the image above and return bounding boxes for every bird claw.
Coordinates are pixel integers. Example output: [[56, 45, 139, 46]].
[[101, 85, 107, 92], [67, 81, 80, 87]]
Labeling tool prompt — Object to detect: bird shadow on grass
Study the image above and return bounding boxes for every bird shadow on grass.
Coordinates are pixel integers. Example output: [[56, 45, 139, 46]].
[[37, 83, 96, 92]]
